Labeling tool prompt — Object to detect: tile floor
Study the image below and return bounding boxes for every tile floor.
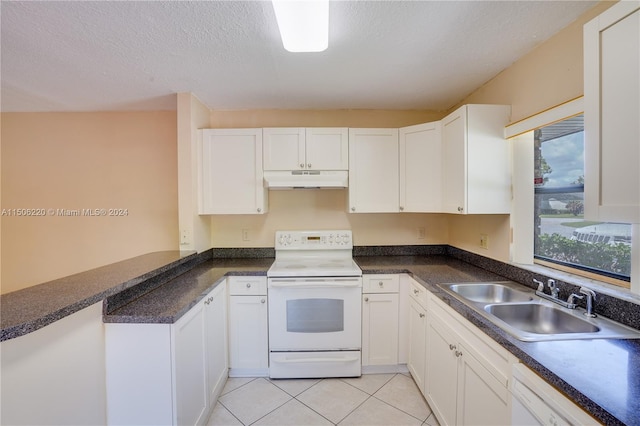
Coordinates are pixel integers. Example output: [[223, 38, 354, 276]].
[[207, 373, 440, 426]]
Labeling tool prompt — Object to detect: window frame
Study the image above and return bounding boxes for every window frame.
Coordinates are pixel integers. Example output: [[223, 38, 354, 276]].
[[507, 97, 631, 289]]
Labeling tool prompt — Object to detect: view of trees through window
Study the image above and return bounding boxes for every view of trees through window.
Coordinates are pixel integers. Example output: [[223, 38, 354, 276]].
[[533, 114, 632, 282]]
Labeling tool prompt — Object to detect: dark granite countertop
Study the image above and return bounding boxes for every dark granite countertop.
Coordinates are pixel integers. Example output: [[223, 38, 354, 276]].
[[0, 250, 197, 341], [104, 257, 273, 323], [3, 248, 638, 425], [355, 255, 640, 426]]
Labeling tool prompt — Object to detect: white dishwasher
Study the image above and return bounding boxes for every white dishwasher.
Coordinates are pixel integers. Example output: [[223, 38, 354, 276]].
[[511, 363, 600, 426]]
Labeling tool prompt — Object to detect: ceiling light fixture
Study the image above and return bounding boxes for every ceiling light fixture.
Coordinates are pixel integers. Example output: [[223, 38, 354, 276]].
[[272, 0, 329, 53]]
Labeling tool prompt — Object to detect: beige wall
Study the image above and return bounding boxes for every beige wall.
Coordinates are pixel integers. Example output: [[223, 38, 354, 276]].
[[454, 1, 614, 122], [1, 112, 178, 294], [209, 109, 444, 129], [177, 93, 212, 252], [445, 1, 615, 262]]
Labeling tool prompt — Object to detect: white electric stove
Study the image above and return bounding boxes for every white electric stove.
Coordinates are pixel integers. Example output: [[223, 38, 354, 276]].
[[267, 230, 363, 379]]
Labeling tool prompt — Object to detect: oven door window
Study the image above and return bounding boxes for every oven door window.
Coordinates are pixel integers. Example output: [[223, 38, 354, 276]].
[[286, 298, 344, 333]]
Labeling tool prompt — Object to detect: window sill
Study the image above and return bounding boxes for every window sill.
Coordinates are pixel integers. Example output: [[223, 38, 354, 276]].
[[512, 260, 640, 305]]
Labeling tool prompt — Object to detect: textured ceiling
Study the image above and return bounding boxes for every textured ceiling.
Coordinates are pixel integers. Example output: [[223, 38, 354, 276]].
[[1, 1, 597, 112]]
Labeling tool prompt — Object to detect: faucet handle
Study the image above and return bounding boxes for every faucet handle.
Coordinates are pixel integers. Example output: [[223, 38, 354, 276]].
[[567, 293, 584, 305], [533, 279, 544, 292]]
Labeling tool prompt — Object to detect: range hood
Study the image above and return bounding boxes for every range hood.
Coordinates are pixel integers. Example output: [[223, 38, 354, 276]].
[[263, 170, 348, 189]]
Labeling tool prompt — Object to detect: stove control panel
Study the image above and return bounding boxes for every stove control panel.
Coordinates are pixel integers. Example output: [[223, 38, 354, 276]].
[[275, 230, 353, 250]]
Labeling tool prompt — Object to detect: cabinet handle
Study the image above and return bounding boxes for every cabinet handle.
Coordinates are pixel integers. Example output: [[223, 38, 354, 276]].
[[364, 297, 369, 302], [307, 163, 312, 168], [455, 350, 463, 358], [257, 208, 262, 213], [261, 298, 266, 304], [457, 206, 464, 213], [351, 207, 356, 212], [419, 313, 425, 318], [413, 289, 419, 295], [399, 206, 404, 211], [246, 283, 252, 288], [378, 281, 384, 287], [300, 163, 305, 169], [449, 344, 456, 351]]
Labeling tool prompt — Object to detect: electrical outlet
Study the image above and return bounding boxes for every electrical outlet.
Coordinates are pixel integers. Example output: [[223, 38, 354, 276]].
[[180, 229, 190, 245], [417, 227, 426, 239], [480, 234, 489, 249], [242, 229, 250, 241]]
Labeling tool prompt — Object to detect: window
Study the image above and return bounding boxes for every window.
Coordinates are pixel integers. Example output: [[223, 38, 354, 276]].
[[533, 114, 631, 285]]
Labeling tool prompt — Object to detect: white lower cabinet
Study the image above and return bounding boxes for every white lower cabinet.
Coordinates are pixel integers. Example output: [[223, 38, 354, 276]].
[[228, 276, 269, 377], [362, 274, 399, 372], [406, 277, 428, 392], [105, 283, 228, 426], [426, 293, 515, 426]]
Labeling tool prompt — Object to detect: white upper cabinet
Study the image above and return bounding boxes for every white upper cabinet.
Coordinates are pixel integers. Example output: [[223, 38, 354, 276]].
[[399, 121, 442, 212], [198, 129, 267, 215], [263, 127, 348, 171], [348, 128, 400, 213], [584, 1, 640, 223], [441, 104, 511, 214]]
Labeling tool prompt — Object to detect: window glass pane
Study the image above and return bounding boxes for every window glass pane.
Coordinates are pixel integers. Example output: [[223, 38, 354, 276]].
[[533, 115, 631, 281]]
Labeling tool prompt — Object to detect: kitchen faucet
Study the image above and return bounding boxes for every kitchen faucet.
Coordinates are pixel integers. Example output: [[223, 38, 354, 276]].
[[534, 278, 581, 309]]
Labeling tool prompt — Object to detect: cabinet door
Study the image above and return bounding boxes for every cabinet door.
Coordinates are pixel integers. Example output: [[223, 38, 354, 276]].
[[348, 128, 399, 213], [441, 105, 511, 214], [399, 122, 442, 212], [407, 298, 426, 392], [456, 344, 509, 426], [228, 295, 268, 374], [426, 313, 458, 426], [204, 285, 228, 408], [263, 128, 306, 171], [199, 129, 266, 214], [362, 293, 399, 366], [173, 301, 208, 426], [441, 107, 467, 214], [306, 128, 349, 170], [584, 2, 640, 223]]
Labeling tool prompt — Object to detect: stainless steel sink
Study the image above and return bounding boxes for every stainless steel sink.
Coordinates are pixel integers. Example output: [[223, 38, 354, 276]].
[[445, 282, 533, 304], [439, 281, 640, 341], [485, 303, 599, 335]]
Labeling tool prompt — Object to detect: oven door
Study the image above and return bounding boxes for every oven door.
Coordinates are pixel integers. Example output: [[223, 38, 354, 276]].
[[268, 277, 362, 351]]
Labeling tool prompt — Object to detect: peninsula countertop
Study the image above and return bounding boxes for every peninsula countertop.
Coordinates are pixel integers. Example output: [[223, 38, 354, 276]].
[[3, 250, 638, 425]]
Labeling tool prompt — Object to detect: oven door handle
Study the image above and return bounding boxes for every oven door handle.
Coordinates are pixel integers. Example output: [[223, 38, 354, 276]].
[[271, 356, 360, 364], [269, 279, 362, 289]]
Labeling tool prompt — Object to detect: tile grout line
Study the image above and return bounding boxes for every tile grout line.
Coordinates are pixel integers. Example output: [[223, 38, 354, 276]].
[[214, 374, 436, 426]]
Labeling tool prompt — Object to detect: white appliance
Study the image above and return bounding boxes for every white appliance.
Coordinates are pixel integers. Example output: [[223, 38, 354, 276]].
[[263, 170, 348, 189], [267, 230, 362, 379], [511, 363, 594, 425]]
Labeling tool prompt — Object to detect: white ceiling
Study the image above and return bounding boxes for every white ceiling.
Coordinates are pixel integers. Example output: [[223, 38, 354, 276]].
[[1, 1, 597, 113]]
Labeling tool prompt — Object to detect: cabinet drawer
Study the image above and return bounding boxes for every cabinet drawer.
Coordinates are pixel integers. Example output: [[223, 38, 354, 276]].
[[363, 274, 400, 293], [408, 279, 428, 309], [228, 276, 267, 295]]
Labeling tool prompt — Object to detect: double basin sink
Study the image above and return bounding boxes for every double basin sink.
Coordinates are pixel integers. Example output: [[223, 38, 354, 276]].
[[439, 281, 640, 341]]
